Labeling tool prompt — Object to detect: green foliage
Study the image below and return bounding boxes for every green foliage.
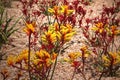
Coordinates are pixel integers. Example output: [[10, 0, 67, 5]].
[[0, 6, 20, 60]]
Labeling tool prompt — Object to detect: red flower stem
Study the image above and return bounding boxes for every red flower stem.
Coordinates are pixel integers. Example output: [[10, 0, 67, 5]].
[[28, 33, 32, 80], [12, 65, 27, 71], [71, 68, 76, 80]]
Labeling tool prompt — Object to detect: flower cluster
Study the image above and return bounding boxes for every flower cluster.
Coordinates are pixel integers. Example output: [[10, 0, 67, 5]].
[[5, 0, 120, 80], [7, 49, 57, 79], [7, 49, 29, 66], [48, 5, 74, 16], [23, 21, 36, 36], [41, 23, 75, 45], [102, 51, 120, 67], [64, 45, 91, 69], [91, 22, 120, 37], [6, 2, 75, 79]]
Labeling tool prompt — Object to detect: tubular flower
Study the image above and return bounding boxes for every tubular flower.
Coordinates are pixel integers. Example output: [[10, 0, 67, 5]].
[[41, 30, 57, 45], [68, 52, 81, 60], [15, 49, 29, 63], [80, 46, 91, 58], [35, 49, 57, 67], [60, 24, 75, 43], [64, 52, 81, 68], [33, 59, 41, 65], [107, 25, 120, 36], [60, 5, 74, 15], [19, 49, 29, 60], [49, 23, 60, 31], [16, 55, 24, 63], [7, 50, 34, 67], [23, 21, 36, 35], [91, 22, 104, 33], [48, 5, 74, 16], [36, 49, 50, 59], [48, 23, 75, 44], [102, 52, 120, 66], [48, 6, 60, 16], [7, 55, 16, 66]]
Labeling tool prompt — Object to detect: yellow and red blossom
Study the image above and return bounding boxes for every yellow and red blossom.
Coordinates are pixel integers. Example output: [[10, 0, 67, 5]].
[[34, 50, 57, 67], [59, 24, 75, 43], [36, 49, 50, 59], [42, 23, 75, 45], [107, 25, 120, 36], [7, 49, 33, 66], [91, 22, 120, 36], [7, 55, 16, 66], [48, 6, 60, 16], [91, 22, 105, 33], [49, 23, 60, 31], [7, 49, 57, 69], [48, 5, 74, 16], [80, 46, 91, 58], [68, 52, 81, 60], [64, 52, 81, 68], [41, 30, 57, 45], [102, 52, 120, 66], [60, 5, 74, 15], [23, 21, 36, 35]]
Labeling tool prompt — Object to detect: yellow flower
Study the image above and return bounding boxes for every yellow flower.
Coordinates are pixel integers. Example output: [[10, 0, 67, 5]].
[[68, 52, 81, 60], [49, 23, 60, 31], [102, 52, 120, 66], [110, 26, 120, 35], [80, 46, 91, 58], [95, 22, 103, 28], [41, 30, 57, 44], [109, 52, 117, 65], [35, 50, 57, 67], [16, 55, 24, 63], [91, 26, 98, 31], [23, 21, 36, 35], [60, 5, 74, 15], [102, 55, 110, 63], [80, 46, 88, 52], [48, 23, 75, 44], [63, 58, 70, 62], [7, 55, 16, 66], [60, 24, 75, 43], [48, 6, 60, 16], [91, 22, 104, 33], [48, 5, 74, 16], [64, 32, 75, 42], [33, 59, 41, 65], [36, 49, 50, 59], [20, 49, 28, 60]]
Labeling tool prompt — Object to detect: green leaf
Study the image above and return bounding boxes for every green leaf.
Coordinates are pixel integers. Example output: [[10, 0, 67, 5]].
[[7, 28, 18, 37], [3, 16, 14, 33], [0, 30, 7, 42]]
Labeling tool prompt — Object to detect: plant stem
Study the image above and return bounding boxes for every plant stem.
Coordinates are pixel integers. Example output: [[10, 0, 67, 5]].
[[71, 68, 76, 80], [98, 67, 105, 80], [28, 34, 32, 80], [50, 49, 61, 80], [46, 66, 51, 79], [50, 56, 58, 80]]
